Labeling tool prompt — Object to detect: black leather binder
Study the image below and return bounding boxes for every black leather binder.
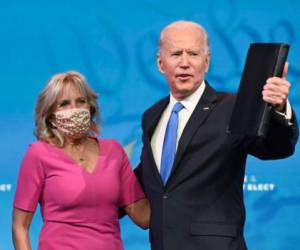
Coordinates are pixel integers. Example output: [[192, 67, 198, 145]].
[[228, 43, 289, 137]]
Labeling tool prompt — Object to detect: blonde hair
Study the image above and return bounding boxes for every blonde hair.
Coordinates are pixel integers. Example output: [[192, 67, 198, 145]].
[[35, 71, 100, 147]]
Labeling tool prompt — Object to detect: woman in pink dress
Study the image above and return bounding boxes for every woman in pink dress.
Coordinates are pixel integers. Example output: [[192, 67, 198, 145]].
[[12, 71, 150, 250]]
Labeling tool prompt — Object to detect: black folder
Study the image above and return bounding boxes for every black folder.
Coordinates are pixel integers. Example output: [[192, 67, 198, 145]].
[[228, 43, 289, 137]]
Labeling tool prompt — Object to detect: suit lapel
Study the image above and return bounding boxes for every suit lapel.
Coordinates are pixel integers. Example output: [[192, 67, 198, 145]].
[[167, 83, 218, 186], [144, 96, 169, 138], [143, 97, 169, 186]]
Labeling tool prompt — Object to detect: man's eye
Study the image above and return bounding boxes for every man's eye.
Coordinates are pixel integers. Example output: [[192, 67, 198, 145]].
[[171, 52, 181, 56], [189, 52, 199, 56]]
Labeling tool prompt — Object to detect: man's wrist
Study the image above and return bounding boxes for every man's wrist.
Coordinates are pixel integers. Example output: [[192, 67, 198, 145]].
[[275, 100, 293, 125]]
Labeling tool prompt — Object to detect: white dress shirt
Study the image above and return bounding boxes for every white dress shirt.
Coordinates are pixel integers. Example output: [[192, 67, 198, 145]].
[[276, 100, 293, 125], [151, 81, 206, 172]]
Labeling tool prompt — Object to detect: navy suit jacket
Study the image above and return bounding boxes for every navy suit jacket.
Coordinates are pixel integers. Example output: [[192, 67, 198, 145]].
[[135, 82, 298, 250]]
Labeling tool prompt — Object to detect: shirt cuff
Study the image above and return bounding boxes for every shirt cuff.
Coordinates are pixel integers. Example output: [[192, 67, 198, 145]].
[[275, 100, 293, 125]]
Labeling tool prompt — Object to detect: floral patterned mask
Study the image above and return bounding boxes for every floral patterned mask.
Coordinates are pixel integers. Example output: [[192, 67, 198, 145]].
[[52, 108, 91, 138]]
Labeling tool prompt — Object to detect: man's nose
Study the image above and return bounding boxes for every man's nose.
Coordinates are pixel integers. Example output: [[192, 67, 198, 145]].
[[179, 53, 189, 68]]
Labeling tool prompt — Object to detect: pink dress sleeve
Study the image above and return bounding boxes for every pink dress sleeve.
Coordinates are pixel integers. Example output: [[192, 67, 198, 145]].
[[14, 143, 45, 212], [116, 142, 145, 207]]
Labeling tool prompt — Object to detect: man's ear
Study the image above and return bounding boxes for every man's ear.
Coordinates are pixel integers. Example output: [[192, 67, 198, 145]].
[[157, 53, 165, 74], [205, 52, 210, 73]]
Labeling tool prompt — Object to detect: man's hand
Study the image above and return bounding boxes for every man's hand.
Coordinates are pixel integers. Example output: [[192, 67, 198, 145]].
[[262, 62, 290, 112]]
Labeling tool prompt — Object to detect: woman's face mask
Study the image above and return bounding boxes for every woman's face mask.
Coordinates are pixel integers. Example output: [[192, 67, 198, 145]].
[[52, 108, 91, 138]]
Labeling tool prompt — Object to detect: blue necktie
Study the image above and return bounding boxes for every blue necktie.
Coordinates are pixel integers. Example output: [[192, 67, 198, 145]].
[[160, 102, 184, 184]]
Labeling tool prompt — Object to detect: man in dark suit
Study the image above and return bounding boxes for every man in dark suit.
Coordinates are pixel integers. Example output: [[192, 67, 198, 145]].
[[135, 20, 299, 250]]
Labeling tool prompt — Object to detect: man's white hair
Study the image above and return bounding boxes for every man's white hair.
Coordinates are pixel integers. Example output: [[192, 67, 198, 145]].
[[158, 20, 210, 53]]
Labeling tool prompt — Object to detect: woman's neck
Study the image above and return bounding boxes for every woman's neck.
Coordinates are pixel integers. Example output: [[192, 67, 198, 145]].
[[64, 135, 88, 147]]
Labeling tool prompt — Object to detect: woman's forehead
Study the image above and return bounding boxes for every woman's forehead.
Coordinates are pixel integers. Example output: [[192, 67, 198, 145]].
[[57, 82, 84, 99]]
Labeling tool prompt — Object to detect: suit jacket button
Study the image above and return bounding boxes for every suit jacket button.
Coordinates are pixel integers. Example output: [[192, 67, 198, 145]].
[[163, 194, 168, 199]]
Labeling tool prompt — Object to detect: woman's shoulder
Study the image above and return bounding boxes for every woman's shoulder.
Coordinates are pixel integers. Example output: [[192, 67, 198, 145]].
[[28, 140, 51, 150], [25, 140, 57, 157], [97, 138, 125, 154], [20, 140, 52, 165], [98, 138, 122, 148]]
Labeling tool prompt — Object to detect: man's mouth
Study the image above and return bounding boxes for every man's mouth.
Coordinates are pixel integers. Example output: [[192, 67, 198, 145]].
[[176, 74, 192, 80]]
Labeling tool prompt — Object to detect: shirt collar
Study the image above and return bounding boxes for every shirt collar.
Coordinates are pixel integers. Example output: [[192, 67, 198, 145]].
[[169, 80, 206, 111]]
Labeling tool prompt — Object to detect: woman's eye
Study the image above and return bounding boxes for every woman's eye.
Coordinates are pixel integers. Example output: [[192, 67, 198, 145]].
[[79, 99, 87, 103], [59, 101, 69, 107]]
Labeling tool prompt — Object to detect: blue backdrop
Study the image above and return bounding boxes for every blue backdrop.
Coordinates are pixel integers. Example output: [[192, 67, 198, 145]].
[[1, 0, 299, 249]]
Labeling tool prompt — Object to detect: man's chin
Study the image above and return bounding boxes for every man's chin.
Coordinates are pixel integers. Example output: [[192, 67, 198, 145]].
[[172, 89, 194, 100]]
